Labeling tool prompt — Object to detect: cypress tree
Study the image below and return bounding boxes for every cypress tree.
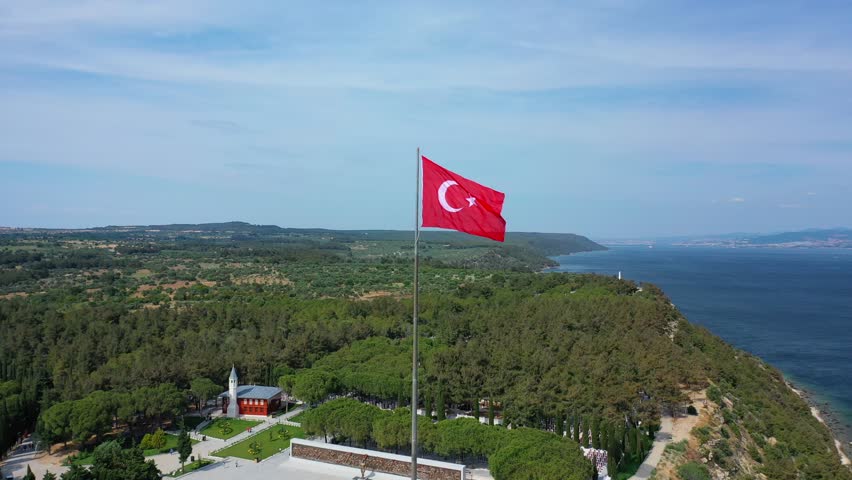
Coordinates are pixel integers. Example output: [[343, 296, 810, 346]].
[[177, 429, 192, 470], [590, 417, 600, 449], [635, 427, 645, 460], [473, 398, 480, 420], [435, 386, 446, 421], [607, 432, 621, 475], [573, 414, 580, 443], [487, 397, 495, 426], [555, 412, 564, 437], [626, 427, 637, 460], [23, 466, 36, 480], [582, 417, 590, 448], [423, 390, 432, 418]]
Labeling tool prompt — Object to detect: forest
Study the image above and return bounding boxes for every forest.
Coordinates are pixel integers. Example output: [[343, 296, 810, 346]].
[[0, 224, 849, 479]]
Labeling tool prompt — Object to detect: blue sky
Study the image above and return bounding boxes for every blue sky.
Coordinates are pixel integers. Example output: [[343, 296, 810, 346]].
[[1, 1, 851, 239]]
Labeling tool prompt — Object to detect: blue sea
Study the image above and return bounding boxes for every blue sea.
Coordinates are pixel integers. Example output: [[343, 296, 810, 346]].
[[552, 246, 852, 437]]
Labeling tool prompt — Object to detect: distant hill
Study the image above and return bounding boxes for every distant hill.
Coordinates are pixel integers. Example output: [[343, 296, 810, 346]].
[[662, 228, 852, 248], [2, 221, 605, 271], [87, 222, 606, 255], [747, 228, 852, 246]]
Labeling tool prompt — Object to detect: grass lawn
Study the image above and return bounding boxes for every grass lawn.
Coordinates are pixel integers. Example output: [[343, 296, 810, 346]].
[[70, 434, 199, 466], [212, 425, 304, 461], [142, 433, 199, 457], [170, 459, 214, 477], [199, 418, 263, 440], [286, 411, 305, 423]]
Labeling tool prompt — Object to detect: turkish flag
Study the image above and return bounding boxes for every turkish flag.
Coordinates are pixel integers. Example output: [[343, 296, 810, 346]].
[[421, 156, 506, 242]]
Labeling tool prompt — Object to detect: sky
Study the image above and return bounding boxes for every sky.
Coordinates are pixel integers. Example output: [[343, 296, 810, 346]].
[[1, 1, 851, 239]]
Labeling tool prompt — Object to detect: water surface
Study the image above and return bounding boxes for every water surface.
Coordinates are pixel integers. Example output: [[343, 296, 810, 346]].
[[552, 246, 852, 435]]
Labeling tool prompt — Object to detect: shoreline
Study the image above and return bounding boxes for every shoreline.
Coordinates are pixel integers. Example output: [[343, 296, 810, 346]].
[[787, 381, 851, 466]]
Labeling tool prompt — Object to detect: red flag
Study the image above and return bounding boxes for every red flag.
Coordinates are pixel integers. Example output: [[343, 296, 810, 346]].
[[421, 156, 506, 242]]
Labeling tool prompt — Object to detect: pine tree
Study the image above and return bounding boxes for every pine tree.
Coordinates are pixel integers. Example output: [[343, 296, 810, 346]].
[[23, 466, 36, 480], [60, 464, 92, 480], [42, 472, 58, 480]]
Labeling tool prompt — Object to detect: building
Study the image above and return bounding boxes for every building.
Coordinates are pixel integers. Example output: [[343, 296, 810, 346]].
[[219, 366, 283, 417]]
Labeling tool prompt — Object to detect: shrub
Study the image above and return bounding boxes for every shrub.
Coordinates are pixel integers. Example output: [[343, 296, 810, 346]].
[[139, 433, 153, 450], [692, 426, 711, 445], [150, 429, 167, 449], [707, 386, 722, 404], [677, 461, 711, 480], [665, 440, 688, 454]]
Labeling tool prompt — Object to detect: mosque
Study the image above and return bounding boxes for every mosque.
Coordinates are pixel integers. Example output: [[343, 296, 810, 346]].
[[218, 366, 284, 417]]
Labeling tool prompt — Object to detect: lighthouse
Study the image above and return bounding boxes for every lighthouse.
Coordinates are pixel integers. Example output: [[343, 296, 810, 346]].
[[227, 365, 239, 418]]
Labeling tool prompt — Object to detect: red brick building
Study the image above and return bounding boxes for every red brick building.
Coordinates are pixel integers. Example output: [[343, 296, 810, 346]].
[[219, 367, 283, 417]]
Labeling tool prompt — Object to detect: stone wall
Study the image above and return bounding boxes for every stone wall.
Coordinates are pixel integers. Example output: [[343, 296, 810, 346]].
[[291, 443, 463, 480]]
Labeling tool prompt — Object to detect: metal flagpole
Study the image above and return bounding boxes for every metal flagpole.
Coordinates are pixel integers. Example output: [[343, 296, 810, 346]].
[[411, 147, 421, 480]]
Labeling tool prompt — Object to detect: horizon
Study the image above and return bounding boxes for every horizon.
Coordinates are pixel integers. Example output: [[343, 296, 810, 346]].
[[2, 219, 850, 243], [3, 2, 852, 237]]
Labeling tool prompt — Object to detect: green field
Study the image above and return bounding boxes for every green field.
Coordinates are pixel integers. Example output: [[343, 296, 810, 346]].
[[142, 433, 199, 457], [212, 425, 304, 461], [287, 411, 305, 424], [70, 434, 199, 466], [170, 459, 214, 477], [199, 418, 263, 440]]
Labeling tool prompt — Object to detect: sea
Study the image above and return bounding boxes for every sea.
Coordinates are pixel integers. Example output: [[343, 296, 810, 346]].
[[551, 246, 852, 440]]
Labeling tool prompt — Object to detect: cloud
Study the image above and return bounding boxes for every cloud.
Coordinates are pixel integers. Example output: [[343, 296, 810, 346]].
[[3, 1, 852, 235], [779, 203, 802, 209]]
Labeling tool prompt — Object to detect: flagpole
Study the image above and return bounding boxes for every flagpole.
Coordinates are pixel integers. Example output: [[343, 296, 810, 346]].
[[411, 147, 421, 480]]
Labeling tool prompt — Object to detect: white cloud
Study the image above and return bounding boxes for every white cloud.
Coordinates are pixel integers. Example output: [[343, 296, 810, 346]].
[[728, 197, 746, 203]]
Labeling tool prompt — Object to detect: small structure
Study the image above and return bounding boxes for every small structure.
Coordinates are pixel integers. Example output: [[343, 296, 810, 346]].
[[290, 438, 465, 480], [219, 366, 283, 417]]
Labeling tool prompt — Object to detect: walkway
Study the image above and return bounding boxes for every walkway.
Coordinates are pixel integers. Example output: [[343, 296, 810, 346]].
[[0, 408, 308, 479], [183, 450, 411, 480], [155, 406, 306, 475], [628, 411, 701, 480], [627, 416, 673, 480]]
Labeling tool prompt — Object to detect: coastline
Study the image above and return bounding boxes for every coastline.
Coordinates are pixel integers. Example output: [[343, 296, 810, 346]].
[[787, 381, 852, 466]]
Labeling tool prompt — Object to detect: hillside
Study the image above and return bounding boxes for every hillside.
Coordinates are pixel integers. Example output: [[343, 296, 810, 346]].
[[0, 222, 605, 273], [747, 228, 852, 247], [0, 229, 848, 479]]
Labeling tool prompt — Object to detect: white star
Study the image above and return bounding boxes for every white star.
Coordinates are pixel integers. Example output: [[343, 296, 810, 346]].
[[466, 196, 477, 207]]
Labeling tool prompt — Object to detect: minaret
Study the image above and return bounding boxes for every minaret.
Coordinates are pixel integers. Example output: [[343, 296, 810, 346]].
[[227, 365, 238, 418]]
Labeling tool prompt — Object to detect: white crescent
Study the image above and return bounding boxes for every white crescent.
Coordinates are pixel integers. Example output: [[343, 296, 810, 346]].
[[437, 180, 463, 213]]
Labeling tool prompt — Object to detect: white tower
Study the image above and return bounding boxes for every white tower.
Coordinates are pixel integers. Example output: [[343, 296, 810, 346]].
[[227, 366, 239, 418]]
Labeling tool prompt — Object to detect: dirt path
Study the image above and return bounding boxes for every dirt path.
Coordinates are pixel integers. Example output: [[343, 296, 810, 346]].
[[627, 413, 700, 480]]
